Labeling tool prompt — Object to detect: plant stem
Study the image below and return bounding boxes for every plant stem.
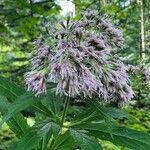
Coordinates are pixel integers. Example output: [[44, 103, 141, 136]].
[[60, 96, 70, 127], [48, 96, 70, 150], [48, 137, 55, 150], [64, 111, 97, 128]]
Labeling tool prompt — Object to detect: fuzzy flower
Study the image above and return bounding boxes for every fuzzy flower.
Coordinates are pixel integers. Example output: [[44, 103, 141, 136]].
[[25, 71, 46, 95], [30, 37, 51, 70], [98, 17, 124, 48], [25, 9, 134, 103], [84, 9, 96, 19]]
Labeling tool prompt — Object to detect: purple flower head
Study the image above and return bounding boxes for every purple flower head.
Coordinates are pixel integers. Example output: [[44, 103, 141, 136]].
[[25, 9, 134, 103], [84, 9, 96, 19], [98, 17, 124, 48], [25, 71, 46, 95]]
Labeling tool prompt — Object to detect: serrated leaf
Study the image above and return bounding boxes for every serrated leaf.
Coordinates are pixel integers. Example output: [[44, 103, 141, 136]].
[[32, 90, 63, 121], [87, 99, 112, 121], [16, 120, 59, 150], [0, 96, 8, 113], [0, 77, 25, 100], [39, 128, 55, 150], [70, 129, 102, 150], [71, 106, 127, 126], [52, 131, 76, 150], [0, 92, 38, 127], [33, 102, 56, 118], [7, 113, 28, 137], [87, 99, 113, 136], [72, 108, 98, 124], [0, 89, 63, 128], [45, 90, 63, 115], [0, 96, 28, 137], [75, 122, 150, 150], [105, 107, 127, 119]]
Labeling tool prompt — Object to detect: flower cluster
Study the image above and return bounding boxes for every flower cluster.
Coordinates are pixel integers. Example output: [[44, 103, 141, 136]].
[[25, 71, 46, 95], [25, 9, 134, 103], [127, 64, 150, 87], [98, 16, 124, 48], [144, 69, 150, 86]]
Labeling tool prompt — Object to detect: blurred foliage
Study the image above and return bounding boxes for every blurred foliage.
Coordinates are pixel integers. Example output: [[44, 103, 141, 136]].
[[0, 0, 150, 149], [0, 122, 16, 150], [0, 0, 61, 80], [0, 0, 150, 77]]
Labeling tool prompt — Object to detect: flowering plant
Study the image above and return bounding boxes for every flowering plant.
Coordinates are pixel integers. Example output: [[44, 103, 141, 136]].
[[0, 9, 150, 150], [25, 10, 134, 103]]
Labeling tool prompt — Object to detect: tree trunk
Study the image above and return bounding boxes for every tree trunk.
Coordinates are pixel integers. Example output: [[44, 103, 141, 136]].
[[139, 0, 145, 60]]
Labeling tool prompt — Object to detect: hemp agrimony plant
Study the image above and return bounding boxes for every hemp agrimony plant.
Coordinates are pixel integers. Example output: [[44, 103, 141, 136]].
[[25, 9, 134, 103], [0, 9, 150, 150]]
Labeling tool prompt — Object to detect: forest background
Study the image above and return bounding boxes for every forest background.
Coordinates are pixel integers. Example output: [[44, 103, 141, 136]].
[[0, 0, 150, 149]]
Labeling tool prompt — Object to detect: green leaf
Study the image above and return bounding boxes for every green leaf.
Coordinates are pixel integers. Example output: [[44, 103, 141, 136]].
[[39, 129, 55, 150], [45, 90, 63, 115], [16, 120, 59, 150], [0, 96, 28, 137], [87, 99, 112, 120], [87, 99, 113, 136], [71, 107, 127, 126], [70, 129, 102, 150], [75, 122, 150, 150], [71, 108, 98, 124], [0, 89, 63, 129], [52, 131, 76, 150], [0, 96, 8, 113], [0, 77, 25, 100], [105, 107, 127, 119], [8, 141, 18, 150], [0, 92, 38, 127], [33, 102, 56, 118], [7, 113, 28, 137], [32, 90, 63, 121]]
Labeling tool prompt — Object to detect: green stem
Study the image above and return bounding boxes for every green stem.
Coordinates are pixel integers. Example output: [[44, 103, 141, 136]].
[[64, 111, 97, 128], [48, 137, 55, 150], [60, 96, 70, 127], [48, 96, 70, 150]]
